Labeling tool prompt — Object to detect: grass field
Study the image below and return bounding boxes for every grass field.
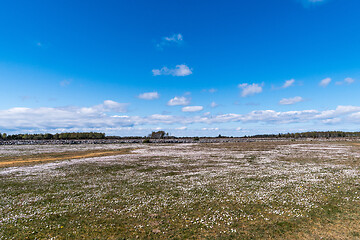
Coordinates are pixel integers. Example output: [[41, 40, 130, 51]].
[[1, 141, 360, 239]]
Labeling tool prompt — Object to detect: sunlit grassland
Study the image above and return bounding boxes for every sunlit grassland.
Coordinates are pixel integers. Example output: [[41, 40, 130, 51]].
[[1, 141, 360, 239]]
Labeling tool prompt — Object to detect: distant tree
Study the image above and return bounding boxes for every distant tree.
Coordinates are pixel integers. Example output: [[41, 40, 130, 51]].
[[148, 131, 168, 139], [2, 133, 7, 140], [44, 133, 53, 139]]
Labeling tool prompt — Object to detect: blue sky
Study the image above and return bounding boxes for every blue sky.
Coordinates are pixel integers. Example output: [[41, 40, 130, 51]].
[[1, 0, 360, 136]]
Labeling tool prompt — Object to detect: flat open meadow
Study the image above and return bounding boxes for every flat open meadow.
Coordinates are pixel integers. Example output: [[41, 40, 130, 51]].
[[1, 140, 360, 239]]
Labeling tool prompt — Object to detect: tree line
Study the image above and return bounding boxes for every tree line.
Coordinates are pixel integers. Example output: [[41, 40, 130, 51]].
[[0, 131, 171, 140], [0, 132, 105, 140], [1, 130, 360, 140], [249, 131, 360, 139]]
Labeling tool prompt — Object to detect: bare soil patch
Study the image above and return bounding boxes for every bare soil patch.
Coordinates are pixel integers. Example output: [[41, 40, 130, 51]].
[[0, 148, 133, 167]]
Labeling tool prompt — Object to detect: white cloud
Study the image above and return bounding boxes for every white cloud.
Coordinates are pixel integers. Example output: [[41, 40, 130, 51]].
[[156, 33, 183, 49], [147, 114, 178, 123], [296, 0, 327, 7], [344, 77, 355, 84], [322, 118, 341, 124], [238, 83, 263, 97], [202, 128, 219, 131], [167, 96, 190, 106], [279, 96, 304, 105], [175, 126, 187, 130], [77, 100, 128, 114], [319, 77, 331, 87], [349, 112, 360, 121], [314, 105, 360, 119], [303, 0, 325, 3], [3, 102, 360, 133], [282, 79, 295, 88], [164, 33, 183, 43], [210, 101, 218, 108], [248, 110, 312, 123], [202, 88, 217, 93], [0, 101, 130, 131], [336, 77, 355, 85], [182, 106, 203, 112], [100, 100, 128, 113], [152, 64, 192, 77], [138, 91, 159, 100]]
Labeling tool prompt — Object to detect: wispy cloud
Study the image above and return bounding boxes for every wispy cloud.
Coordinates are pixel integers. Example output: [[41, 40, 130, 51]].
[[167, 96, 190, 106], [313, 105, 360, 119], [94, 100, 128, 113], [35, 41, 49, 49], [279, 96, 304, 105], [152, 64, 192, 77], [138, 91, 159, 100], [296, 0, 328, 7], [164, 33, 183, 43], [336, 77, 355, 85], [182, 106, 203, 112], [202, 88, 217, 93], [319, 77, 331, 87], [282, 79, 295, 88], [238, 83, 263, 97], [344, 77, 355, 84], [321, 118, 341, 124], [156, 33, 183, 49], [210, 101, 218, 108], [202, 127, 219, 131]]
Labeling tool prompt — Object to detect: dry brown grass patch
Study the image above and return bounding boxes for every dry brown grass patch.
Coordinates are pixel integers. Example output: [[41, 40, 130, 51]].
[[0, 148, 133, 168]]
